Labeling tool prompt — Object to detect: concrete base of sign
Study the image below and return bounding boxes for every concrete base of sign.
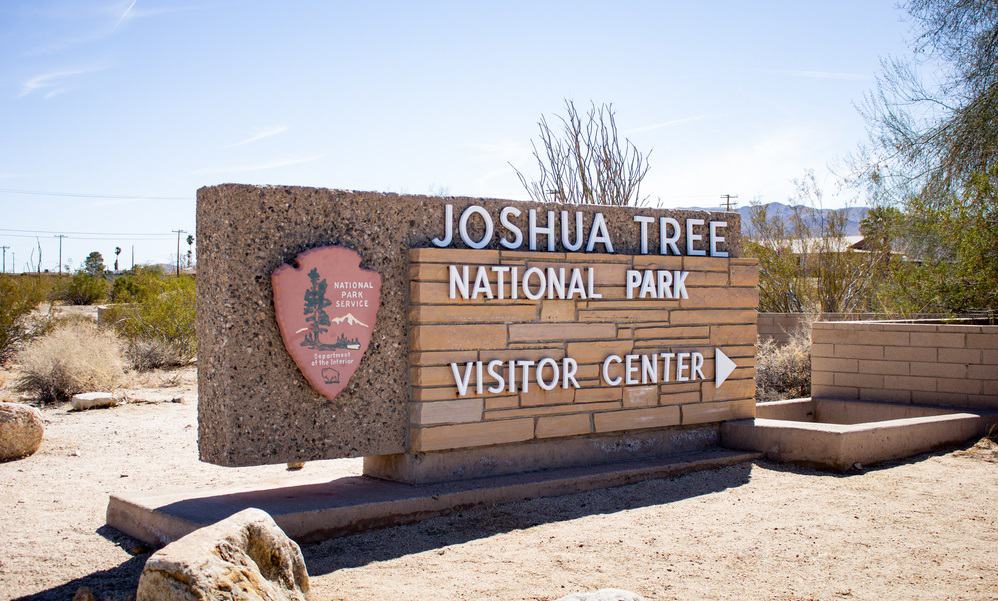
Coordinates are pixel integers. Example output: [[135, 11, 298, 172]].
[[364, 425, 719, 484], [106, 447, 759, 546], [721, 398, 998, 471]]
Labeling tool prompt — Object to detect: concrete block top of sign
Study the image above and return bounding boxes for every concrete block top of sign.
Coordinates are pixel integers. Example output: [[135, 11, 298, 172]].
[[196, 184, 742, 467]]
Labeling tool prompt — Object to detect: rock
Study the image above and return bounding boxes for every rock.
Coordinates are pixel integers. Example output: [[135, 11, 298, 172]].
[[0, 402, 44, 461], [72, 586, 95, 601], [556, 590, 647, 601], [286, 461, 305, 471], [136, 508, 310, 601], [71, 392, 118, 411]]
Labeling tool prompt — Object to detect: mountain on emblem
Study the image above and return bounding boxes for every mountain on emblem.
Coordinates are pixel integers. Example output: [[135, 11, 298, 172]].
[[330, 313, 369, 328], [272, 246, 381, 401]]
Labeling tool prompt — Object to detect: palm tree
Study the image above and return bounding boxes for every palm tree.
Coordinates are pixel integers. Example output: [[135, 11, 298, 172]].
[[185, 234, 194, 269]]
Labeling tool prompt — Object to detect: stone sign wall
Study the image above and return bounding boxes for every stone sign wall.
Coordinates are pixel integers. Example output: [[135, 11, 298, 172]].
[[407, 248, 758, 453], [197, 184, 757, 469]]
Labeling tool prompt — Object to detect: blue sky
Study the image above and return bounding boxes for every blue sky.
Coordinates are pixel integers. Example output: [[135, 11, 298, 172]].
[[0, 1, 914, 271]]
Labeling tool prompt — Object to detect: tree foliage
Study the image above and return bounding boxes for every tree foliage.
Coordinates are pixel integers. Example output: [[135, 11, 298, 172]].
[[851, 0, 998, 314], [745, 172, 891, 313], [858, 0, 998, 203], [84, 251, 105, 276], [513, 100, 651, 206], [302, 267, 331, 348]]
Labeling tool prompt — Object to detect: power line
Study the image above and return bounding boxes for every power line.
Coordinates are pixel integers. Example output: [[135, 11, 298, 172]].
[[0, 232, 173, 240], [0, 188, 189, 200], [0, 227, 172, 236], [720, 194, 739, 211]]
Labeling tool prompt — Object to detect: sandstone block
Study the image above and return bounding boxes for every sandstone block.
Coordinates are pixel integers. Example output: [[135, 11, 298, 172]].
[[536, 413, 592, 438], [565, 340, 634, 364], [508, 323, 616, 342], [593, 406, 680, 432], [411, 324, 507, 350], [574, 387, 623, 403], [682, 399, 755, 425], [136, 508, 309, 601], [684, 257, 728, 271], [410, 247, 500, 263], [413, 418, 534, 452], [671, 309, 755, 325], [0, 402, 44, 462], [411, 399, 483, 425], [71, 392, 118, 411], [729, 264, 759, 286], [709, 324, 756, 345], [623, 385, 658, 408], [410, 304, 538, 324]]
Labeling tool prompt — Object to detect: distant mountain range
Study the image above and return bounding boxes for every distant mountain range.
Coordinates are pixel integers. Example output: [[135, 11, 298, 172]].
[[687, 202, 870, 237]]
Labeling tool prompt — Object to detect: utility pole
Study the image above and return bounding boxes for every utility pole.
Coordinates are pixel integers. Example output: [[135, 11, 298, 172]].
[[0, 245, 8, 274], [171, 229, 187, 276], [54, 234, 67, 274], [720, 194, 739, 212], [131, 245, 135, 270]]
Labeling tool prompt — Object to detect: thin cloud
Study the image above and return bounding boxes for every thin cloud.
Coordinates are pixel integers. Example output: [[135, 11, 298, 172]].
[[27, 1, 202, 56], [225, 126, 289, 148], [625, 114, 710, 134], [192, 154, 325, 175], [782, 69, 871, 81], [19, 66, 106, 97], [113, 0, 137, 29]]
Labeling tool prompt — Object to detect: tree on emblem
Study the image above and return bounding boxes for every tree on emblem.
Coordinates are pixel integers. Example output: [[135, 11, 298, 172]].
[[302, 267, 331, 348]]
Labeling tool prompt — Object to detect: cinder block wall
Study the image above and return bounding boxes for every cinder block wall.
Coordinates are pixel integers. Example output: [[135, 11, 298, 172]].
[[811, 321, 998, 408], [758, 313, 946, 345], [409, 248, 759, 452]]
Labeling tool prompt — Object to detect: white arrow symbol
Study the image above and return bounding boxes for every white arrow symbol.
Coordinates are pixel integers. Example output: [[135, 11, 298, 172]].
[[715, 348, 736, 388]]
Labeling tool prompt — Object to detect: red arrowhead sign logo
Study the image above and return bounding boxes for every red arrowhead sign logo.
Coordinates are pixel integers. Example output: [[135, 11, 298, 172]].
[[272, 246, 381, 401]]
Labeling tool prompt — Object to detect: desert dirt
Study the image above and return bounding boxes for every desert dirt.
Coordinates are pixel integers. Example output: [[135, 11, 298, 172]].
[[0, 365, 996, 601]]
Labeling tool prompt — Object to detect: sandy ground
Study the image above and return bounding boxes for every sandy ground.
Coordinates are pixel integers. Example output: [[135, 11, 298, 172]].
[[0, 366, 996, 601]]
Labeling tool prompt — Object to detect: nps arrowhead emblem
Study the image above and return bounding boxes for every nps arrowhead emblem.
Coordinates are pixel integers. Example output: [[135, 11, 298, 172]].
[[272, 246, 381, 402], [715, 348, 736, 388]]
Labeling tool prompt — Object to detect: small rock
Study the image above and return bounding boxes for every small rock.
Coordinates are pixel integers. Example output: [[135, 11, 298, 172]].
[[557, 590, 647, 601], [72, 586, 95, 601], [287, 461, 305, 471], [136, 508, 309, 601], [853, 463, 863, 470], [71, 392, 118, 411], [0, 402, 44, 462]]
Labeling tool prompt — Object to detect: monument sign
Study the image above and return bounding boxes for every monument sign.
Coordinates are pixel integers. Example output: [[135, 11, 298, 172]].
[[197, 185, 758, 483]]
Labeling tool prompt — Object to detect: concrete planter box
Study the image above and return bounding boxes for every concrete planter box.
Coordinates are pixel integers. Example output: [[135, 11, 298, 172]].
[[722, 398, 997, 471]]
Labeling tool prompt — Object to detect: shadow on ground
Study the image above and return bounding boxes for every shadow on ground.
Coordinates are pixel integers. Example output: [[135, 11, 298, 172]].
[[302, 462, 753, 576], [15, 527, 150, 601]]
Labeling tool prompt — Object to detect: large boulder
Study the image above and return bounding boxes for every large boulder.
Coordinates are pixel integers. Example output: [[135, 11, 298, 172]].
[[136, 508, 310, 601], [0, 402, 44, 461], [557, 590, 647, 601]]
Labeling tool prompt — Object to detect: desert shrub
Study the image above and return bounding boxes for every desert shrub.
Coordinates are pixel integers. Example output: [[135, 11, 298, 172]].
[[755, 322, 812, 402], [113, 276, 196, 370], [61, 273, 109, 305], [0, 275, 49, 364], [15, 321, 124, 402], [110, 265, 168, 303]]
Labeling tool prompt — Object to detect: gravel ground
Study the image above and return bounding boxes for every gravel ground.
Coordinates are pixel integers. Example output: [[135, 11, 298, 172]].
[[0, 366, 995, 600]]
